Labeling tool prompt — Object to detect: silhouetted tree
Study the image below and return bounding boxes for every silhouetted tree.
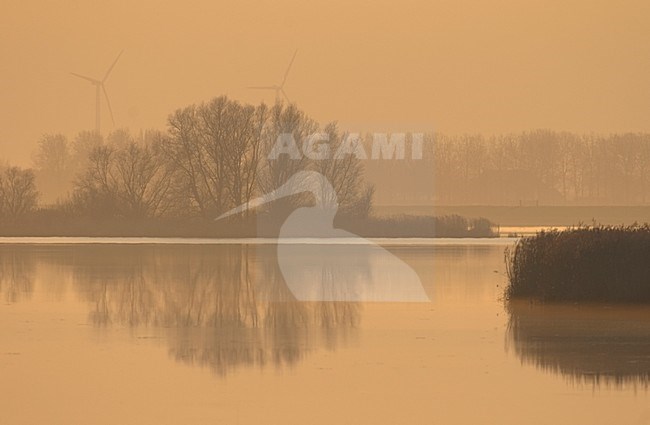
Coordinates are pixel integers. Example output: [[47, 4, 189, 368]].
[[0, 167, 39, 218], [315, 123, 373, 217], [259, 105, 316, 185], [32, 133, 73, 203], [73, 140, 177, 218]]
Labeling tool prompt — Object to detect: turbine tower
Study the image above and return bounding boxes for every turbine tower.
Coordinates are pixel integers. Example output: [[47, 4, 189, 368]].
[[248, 50, 297, 103], [71, 50, 123, 135]]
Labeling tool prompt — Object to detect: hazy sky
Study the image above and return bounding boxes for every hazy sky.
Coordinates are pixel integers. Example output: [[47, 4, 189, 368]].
[[1, 0, 649, 165]]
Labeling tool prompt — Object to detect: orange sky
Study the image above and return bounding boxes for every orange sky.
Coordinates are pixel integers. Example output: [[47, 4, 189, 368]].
[[1, 0, 649, 165]]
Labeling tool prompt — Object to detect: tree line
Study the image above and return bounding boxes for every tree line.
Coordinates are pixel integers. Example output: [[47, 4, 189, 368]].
[[365, 130, 650, 205], [3, 100, 650, 222], [1, 97, 371, 221]]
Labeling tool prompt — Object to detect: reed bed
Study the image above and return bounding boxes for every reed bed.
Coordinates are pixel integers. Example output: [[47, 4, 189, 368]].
[[505, 225, 650, 302]]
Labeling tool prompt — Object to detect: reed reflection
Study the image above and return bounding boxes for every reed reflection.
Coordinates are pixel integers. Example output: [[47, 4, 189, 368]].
[[507, 301, 650, 388]]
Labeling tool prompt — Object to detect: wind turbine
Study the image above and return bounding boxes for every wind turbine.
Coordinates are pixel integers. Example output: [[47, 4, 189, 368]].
[[248, 50, 297, 103], [217, 171, 430, 302], [70, 50, 123, 135]]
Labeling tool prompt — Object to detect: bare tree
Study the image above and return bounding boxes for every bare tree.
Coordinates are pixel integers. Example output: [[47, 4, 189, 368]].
[[259, 103, 316, 190], [71, 130, 104, 176], [164, 99, 245, 217], [164, 96, 271, 217], [314, 123, 371, 216], [74, 141, 177, 219], [257, 103, 317, 215], [113, 141, 177, 218], [0, 167, 39, 218], [164, 104, 211, 216], [68, 96, 377, 221], [33, 134, 70, 174], [32, 133, 73, 203]]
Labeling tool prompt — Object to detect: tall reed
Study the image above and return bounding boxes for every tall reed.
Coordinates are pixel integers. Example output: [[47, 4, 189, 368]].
[[506, 225, 650, 302]]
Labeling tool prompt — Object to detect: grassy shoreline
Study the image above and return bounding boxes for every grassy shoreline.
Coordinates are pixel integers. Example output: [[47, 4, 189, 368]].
[[375, 205, 650, 227], [0, 212, 498, 239]]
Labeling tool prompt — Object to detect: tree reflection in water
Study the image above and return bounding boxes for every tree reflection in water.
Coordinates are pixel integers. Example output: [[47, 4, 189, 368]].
[[0, 245, 36, 303], [0, 244, 360, 377]]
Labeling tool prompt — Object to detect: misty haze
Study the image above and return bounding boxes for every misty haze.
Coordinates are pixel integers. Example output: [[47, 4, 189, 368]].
[[2, 1, 650, 424]]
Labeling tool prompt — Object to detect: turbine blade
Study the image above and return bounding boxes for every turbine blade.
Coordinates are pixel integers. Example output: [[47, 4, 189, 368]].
[[102, 85, 115, 126], [102, 49, 124, 82], [281, 88, 290, 103], [247, 86, 276, 90], [70, 72, 99, 84], [280, 49, 297, 87]]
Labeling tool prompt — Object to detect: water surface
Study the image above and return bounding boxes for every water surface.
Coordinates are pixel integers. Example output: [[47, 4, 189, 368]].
[[1, 242, 649, 424]]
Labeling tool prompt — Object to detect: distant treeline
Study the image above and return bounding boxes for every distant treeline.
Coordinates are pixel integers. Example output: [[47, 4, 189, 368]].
[[25, 98, 371, 219], [0, 96, 498, 237], [365, 130, 650, 206], [8, 104, 650, 212], [13, 96, 644, 233], [34, 129, 650, 208]]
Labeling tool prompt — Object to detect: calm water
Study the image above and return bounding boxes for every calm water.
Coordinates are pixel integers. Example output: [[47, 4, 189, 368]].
[[1, 241, 649, 424]]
